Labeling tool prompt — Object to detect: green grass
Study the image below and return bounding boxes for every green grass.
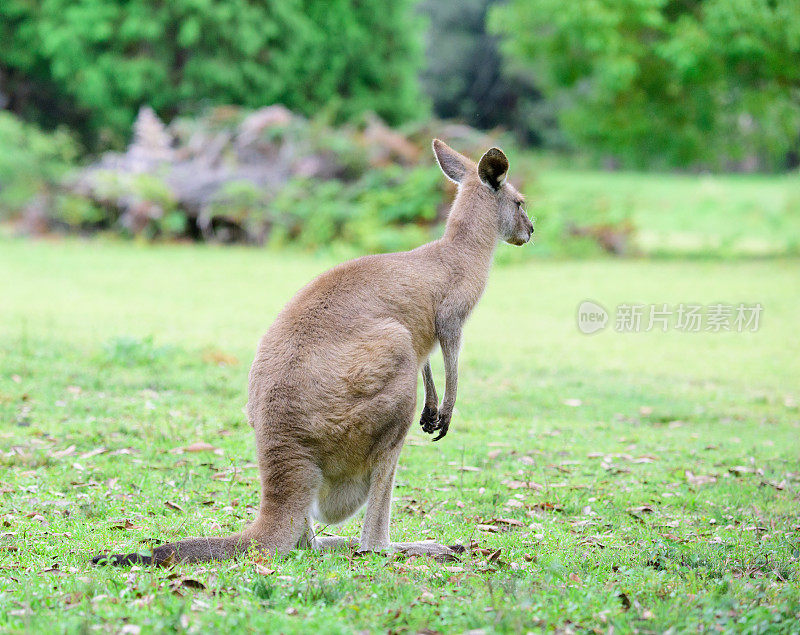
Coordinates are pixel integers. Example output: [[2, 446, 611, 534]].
[[512, 156, 800, 259], [1, 237, 798, 633]]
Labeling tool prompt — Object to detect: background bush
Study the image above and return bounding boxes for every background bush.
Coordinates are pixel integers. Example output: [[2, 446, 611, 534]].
[[491, 0, 800, 170], [0, 112, 77, 218], [0, 0, 424, 148]]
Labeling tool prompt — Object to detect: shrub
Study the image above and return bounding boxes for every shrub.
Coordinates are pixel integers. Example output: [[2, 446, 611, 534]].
[[0, 112, 78, 219], [0, 0, 426, 147]]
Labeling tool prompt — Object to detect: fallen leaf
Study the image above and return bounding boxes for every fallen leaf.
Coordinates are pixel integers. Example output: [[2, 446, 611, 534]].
[[685, 471, 717, 486], [110, 519, 142, 531], [63, 591, 84, 608], [476, 524, 499, 533], [419, 591, 437, 605], [255, 564, 275, 576], [563, 398, 582, 407], [502, 480, 543, 491], [51, 445, 77, 459], [79, 447, 107, 460], [170, 577, 205, 594], [164, 501, 184, 512], [201, 349, 239, 366], [182, 442, 218, 453], [492, 517, 524, 527]]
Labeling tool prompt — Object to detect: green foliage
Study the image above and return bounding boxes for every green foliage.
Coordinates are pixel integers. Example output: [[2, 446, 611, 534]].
[[0, 112, 78, 217], [491, 0, 800, 169], [269, 165, 443, 254], [0, 0, 425, 146]]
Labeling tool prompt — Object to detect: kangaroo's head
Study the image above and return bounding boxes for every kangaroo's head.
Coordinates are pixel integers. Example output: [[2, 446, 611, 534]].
[[432, 139, 533, 247]]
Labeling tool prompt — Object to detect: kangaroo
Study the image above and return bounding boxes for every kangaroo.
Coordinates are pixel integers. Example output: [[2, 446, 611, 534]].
[[93, 139, 533, 565]]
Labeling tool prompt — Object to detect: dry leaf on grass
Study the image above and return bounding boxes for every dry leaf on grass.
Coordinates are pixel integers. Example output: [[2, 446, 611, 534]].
[[182, 442, 219, 453], [79, 447, 107, 459], [492, 517, 524, 527], [729, 465, 761, 476], [419, 591, 437, 605], [170, 577, 206, 594], [110, 519, 142, 531], [502, 480, 543, 491], [685, 471, 717, 486], [201, 349, 239, 366], [476, 524, 499, 533], [50, 445, 77, 459]]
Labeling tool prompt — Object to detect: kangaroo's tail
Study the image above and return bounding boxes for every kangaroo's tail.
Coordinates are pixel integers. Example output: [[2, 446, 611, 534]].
[[92, 533, 253, 566]]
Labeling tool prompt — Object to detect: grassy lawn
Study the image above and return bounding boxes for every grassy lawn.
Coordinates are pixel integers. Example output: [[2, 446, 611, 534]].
[[515, 159, 800, 259], [1, 237, 798, 633]]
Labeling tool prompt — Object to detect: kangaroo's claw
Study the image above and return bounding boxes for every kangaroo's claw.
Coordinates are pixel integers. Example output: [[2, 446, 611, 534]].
[[419, 405, 439, 434]]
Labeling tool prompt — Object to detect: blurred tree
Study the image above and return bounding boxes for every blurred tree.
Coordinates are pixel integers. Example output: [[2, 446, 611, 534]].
[[0, 0, 425, 148], [491, 0, 800, 170], [419, 0, 543, 143]]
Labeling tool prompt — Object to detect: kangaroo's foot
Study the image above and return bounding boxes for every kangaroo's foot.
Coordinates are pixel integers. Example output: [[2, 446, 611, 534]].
[[389, 540, 458, 558], [312, 535, 358, 551], [356, 540, 459, 560]]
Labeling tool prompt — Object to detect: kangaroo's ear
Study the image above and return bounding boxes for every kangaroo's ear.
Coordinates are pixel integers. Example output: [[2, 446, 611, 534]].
[[478, 148, 509, 191], [432, 139, 469, 184]]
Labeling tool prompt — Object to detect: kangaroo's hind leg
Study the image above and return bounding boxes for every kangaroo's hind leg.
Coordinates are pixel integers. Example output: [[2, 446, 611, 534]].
[[356, 357, 456, 558], [242, 437, 323, 554]]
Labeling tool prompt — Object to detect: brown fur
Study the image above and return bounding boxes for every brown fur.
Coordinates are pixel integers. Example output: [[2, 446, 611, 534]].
[[92, 140, 533, 566]]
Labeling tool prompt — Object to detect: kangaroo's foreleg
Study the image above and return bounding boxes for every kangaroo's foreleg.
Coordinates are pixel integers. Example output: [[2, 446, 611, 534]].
[[430, 327, 461, 441], [419, 360, 439, 434]]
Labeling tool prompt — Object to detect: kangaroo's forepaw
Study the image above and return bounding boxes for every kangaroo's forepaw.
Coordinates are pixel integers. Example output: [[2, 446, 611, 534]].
[[419, 405, 439, 434], [431, 411, 451, 441]]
